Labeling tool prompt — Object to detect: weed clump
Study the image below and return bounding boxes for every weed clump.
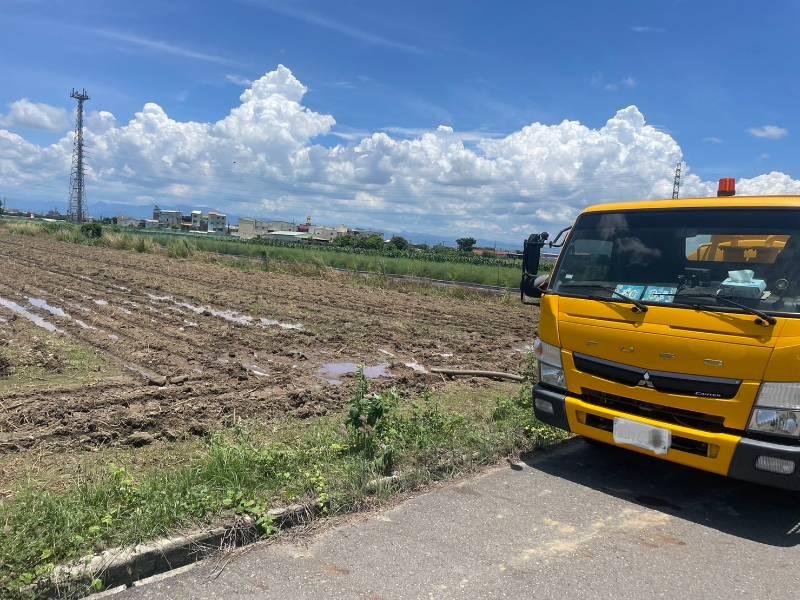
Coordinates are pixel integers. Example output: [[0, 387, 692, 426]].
[[79, 223, 102, 239], [167, 238, 194, 258], [133, 235, 155, 253]]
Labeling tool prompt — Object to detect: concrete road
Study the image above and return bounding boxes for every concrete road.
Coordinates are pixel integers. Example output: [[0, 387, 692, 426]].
[[122, 440, 800, 599]]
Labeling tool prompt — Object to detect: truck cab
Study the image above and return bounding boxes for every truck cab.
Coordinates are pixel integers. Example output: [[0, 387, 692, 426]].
[[522, 193, 800, 489]]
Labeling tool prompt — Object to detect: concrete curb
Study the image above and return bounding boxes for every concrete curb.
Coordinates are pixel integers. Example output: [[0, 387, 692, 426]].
[[48, 502, 317, 598]]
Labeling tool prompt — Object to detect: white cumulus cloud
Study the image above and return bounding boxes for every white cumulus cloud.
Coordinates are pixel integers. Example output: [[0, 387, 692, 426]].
[[1, 65, 799, 242], [0, 98, 70, 132]]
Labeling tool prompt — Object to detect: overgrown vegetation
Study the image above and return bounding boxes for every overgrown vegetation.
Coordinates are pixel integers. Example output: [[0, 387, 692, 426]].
[[0, 374, 564, 598], [1, 220, 548, 287], [79, 223, 102, 239]]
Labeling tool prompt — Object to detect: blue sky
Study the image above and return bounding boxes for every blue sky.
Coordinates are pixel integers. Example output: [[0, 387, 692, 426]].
[[1, 0, 799, 243]]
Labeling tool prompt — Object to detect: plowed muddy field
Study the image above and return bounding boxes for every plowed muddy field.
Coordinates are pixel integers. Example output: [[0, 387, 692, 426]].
[[0, 233, 536, 458]]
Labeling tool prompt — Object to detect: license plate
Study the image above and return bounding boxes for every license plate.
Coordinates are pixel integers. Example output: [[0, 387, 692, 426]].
[[613, 418, 671, 455]]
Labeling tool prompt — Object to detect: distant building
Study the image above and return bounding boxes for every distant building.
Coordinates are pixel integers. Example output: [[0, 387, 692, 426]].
[[309, 225, 349, 242], [116, 215, 141, 228], [158, 210, 182, 228], [191, 210, 202, 229], [207, 210, 227, 233], [238, 217, 295, 240], [143, 219, 159, 229]]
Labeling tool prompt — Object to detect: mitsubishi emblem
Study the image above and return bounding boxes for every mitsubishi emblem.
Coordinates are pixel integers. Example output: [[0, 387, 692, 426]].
[[638, 371, 654, 388]]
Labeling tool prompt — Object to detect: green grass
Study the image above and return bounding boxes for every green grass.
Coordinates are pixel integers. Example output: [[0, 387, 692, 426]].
[[0, 220, 550, 287], [139, 231, 524, 286], [0, 376, 565, 598]]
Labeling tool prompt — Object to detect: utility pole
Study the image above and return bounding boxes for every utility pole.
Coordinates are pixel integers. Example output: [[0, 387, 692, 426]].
[[67, 88, 90, 223], [672, 160, 682, 200]]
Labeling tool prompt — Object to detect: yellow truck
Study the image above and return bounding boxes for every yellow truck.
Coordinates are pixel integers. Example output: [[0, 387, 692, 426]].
[[521, 183, 800, 489]]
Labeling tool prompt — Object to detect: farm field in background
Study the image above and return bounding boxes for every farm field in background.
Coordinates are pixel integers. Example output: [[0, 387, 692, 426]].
[[1, 219, 527, 287]]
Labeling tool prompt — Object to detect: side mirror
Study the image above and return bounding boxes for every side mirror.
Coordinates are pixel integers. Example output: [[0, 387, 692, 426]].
[[521, 274, 549, 303], [520, 232, 549, 305]]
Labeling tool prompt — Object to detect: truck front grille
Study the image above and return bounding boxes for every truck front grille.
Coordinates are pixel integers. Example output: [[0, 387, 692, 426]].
[[582, 388, 727, 433], [573, 353, 741, 399]]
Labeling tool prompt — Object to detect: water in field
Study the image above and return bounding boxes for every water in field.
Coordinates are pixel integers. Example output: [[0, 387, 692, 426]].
[[0, 297, 62, 333], [260, 318, 304, 331], [318, 362, 391, 385], [404, 361, 428, 373], [146, 293, 304, 329], [27, 297, 67, 318]]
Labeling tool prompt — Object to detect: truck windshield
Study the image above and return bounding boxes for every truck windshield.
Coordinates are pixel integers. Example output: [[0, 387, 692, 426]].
[[550, 208, 800, 317]]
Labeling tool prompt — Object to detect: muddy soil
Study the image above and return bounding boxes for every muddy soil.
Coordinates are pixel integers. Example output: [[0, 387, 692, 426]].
[[0, 233, 537, 455]]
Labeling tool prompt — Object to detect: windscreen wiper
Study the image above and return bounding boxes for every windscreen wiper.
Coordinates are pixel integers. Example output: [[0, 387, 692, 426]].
[[561, 284, 648, 313], [674, 292, 776, 326]]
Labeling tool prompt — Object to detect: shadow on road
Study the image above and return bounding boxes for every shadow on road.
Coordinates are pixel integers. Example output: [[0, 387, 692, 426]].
[[523, 439, 800, 547]]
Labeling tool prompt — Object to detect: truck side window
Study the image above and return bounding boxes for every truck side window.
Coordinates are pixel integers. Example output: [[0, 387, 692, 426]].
[[559, 239, 612, 281]]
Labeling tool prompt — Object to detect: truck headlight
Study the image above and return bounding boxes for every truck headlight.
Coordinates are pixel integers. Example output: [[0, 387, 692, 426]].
[[748, 383, 800, 437], [534, 338, 566, 390]]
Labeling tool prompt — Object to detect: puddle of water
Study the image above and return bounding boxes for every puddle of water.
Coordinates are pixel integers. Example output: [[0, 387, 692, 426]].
[[404, 361, 428, 373], [74, 319, 95, 330], [148, 294, 254, 326], [185, 304, 252, 326], [438, 353, 454, 358], [0, 297, 62, 333], [318, 362, 391, 385], [94, 299, 109, 306], [27, 297, 67, 318], [260, 318, 304, 331], [147, 294, 304, 329], [110, 285, 131, 292]]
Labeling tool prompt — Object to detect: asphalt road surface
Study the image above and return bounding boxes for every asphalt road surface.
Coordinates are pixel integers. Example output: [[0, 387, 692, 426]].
[[121, 439, 800, 599]]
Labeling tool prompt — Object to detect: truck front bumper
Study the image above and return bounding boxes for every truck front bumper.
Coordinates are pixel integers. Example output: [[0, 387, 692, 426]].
[[533, 384, 800, 491]]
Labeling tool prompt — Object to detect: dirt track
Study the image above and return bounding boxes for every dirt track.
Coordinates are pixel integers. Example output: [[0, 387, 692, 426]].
[[0, 233, 536, 454]]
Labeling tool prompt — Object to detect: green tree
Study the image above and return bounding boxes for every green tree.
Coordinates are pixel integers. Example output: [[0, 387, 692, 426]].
[[388, 235, 409, 250], [456, 237, 477, 252], [333, 234, 356, 247], [360, 234, 385, 250], [80, 222, 103, 239]]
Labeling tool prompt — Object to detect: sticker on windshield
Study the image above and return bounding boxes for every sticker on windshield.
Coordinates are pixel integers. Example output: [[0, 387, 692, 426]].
[[642, 286, 678, 304], [614, 284, 646, 300]]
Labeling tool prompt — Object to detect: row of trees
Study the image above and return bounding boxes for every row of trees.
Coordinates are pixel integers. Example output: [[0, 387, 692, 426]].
[[332, 233, 479, 253]]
